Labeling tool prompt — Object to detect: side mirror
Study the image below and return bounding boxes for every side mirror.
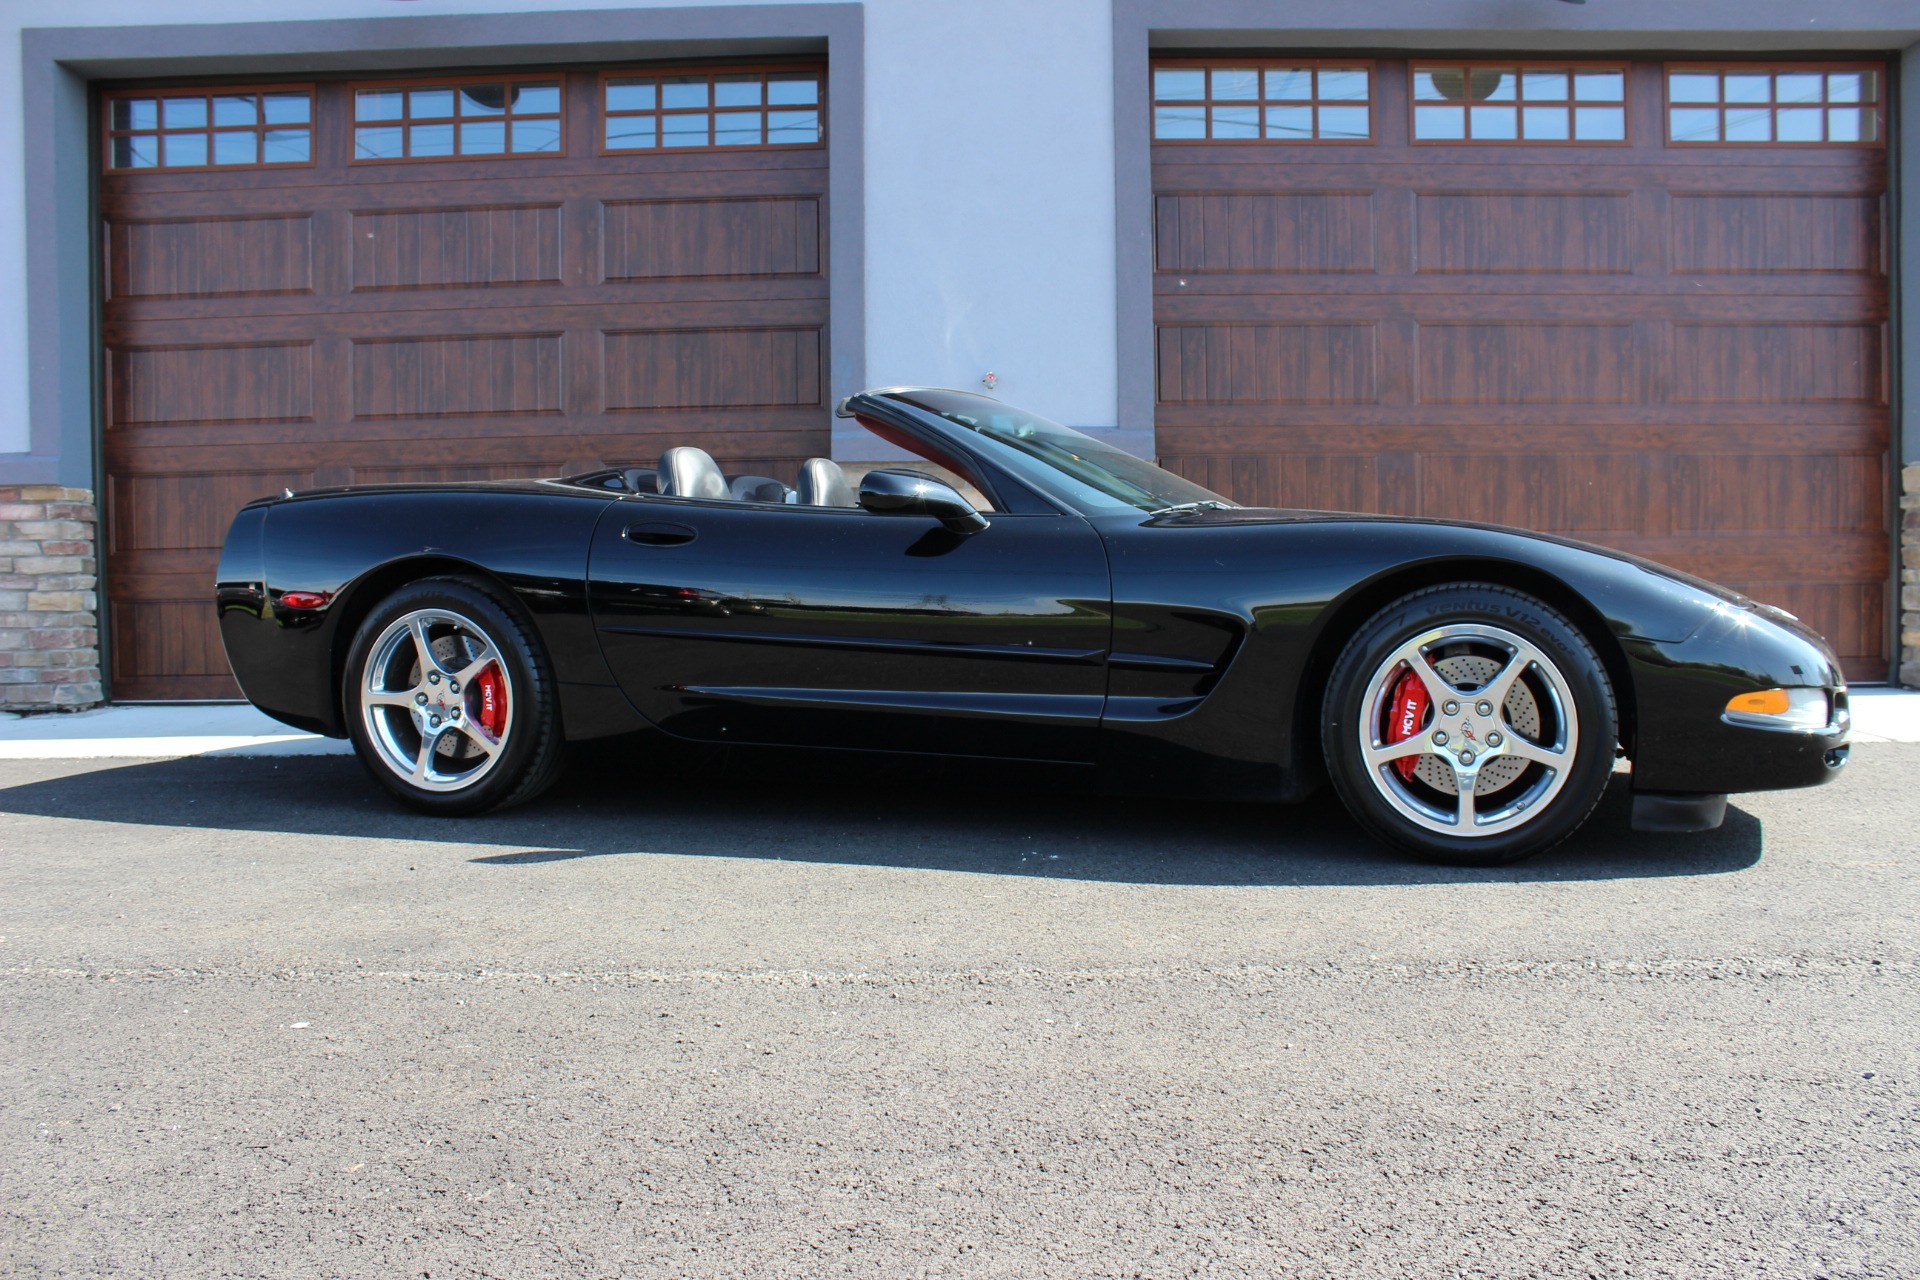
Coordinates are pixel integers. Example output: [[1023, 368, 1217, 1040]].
[[857, 468, 990, 535]]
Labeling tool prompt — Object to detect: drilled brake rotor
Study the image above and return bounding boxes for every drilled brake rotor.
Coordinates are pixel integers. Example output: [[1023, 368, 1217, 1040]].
[[1413, 653, 1541, 797]]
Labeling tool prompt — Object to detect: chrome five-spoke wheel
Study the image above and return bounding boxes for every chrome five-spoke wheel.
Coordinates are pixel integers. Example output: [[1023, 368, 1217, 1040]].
[[344, 576, 564, 815], [361, 608, 514, 792], [1358, 623, 1578, 838], [1322, 583, 1617, 865]]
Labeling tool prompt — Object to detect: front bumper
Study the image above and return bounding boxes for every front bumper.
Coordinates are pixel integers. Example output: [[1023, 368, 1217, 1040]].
[[1626, 603, 1851, 797]]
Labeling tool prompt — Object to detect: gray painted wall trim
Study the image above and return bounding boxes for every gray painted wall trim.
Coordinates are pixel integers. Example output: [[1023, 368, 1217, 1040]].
[[1900, 44, 1917, 468], [9, 4, 865, 488], [1111, 0, 1920, 446]]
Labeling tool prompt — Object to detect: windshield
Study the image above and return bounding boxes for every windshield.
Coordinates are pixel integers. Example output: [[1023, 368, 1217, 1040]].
[[889, 389, 1235, 515]]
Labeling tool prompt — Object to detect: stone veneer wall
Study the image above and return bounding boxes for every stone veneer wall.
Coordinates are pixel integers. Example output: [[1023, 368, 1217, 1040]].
[[1904, 463, 1920, 689], [0, 485, 103, 711]]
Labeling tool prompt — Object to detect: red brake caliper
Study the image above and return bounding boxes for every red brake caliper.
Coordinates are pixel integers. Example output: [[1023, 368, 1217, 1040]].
[[1384, 667, 1431, 779], [475, 663, 507, 738]]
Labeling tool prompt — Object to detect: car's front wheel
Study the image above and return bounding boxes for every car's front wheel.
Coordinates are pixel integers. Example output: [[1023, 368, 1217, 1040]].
[[1321, 583, 1617, 866], [343, 576, 565, 815]]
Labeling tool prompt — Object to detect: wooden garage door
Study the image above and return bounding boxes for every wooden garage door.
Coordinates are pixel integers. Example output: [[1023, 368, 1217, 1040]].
[[100, 65, 830, 699], [1151, 57, 1891, 681]]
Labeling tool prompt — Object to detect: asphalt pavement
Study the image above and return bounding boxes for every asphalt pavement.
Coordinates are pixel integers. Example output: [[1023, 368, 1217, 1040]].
[[0, 737, 1914, 1279]]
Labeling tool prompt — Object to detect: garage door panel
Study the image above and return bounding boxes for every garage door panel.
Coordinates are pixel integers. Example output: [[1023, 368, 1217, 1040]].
[[349, 333, 566, 419], [1669, 323, 1884, 403], [107, 214, 317, 301], [101, 67, 831, 699], [602, 327, 821, 411], [110, 600, 233, 691], [1158, 274, 1885, 305], [106, 471, 313, 555], [1671, 453, 1885, 533], [602, 196, 823, 280], [104, 285, 832, 329], [1157, 324, 1378, 404], [1670, 193, 1883, 274], [1420, 453, 1655, 535], [1153, 55, 1890, 674], [1154, 192, 1378, 273], [106, 342, 316, 428], [1413, 192, 1635, 274], [350, 203, 566, 291], [1417, 323, 1645, 404]]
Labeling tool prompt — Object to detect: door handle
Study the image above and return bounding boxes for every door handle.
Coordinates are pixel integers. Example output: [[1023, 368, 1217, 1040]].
[[625, 521, 697, 547]]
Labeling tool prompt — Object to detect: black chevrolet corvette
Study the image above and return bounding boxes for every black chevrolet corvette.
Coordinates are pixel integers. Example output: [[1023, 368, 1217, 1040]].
[[216, 387, 1851, 864]]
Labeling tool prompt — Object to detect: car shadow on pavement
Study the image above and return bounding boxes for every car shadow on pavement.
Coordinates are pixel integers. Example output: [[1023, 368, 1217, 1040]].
[[0, 744, 1763, 886]]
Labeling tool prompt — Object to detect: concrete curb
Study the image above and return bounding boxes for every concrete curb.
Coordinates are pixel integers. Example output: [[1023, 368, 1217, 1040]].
[[2, 690, 1917, 759]]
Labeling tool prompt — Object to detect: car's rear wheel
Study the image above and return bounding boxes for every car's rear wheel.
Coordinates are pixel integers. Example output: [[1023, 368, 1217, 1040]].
[[1321, 583, 1617, 866], [343, 576, 565, 815]]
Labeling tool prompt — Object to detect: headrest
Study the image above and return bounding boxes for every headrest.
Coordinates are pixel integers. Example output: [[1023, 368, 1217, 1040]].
[[656, 447, 729, 501]]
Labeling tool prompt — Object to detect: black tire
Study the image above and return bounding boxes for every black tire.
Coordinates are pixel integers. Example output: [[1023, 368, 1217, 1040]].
[[1320, 583, 1617, 866], [342, 575, 566, 815]]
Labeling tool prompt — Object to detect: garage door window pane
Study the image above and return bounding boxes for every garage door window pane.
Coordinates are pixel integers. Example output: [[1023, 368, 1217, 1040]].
[[409, 88, 456, 119], [112, 99, 158, 131], [767, 110, 819, 144], [1265, 68, 1312, 100], [460, 120, 507, 154], [715, 75, 762, 108], [605, 115, 655, 148], [510, 119, 562, 153], [1212, 68, 1259, 100], [714, 110, 761, 146], [1154, 68, 1205, 100], [1572, 106, 1625, 141], [1776, 107, 1823, 142], [356, 89, 405, 121], [1212, 105, 1260, 139], [262, 128, 310, 163], [1414, 105, 1466, 139], [1154, 106, 1206, 139], [1414, 63, 1627, 143], [106, 87, 317, 171], [1522, 105, 1570, 140], [1318, 68, 1369, 101], [662, 78, 709, 109], [163, 97, 208, 129], [1669, 107, 1719, 142], [163, 133, 208, 166], [1317, 105, 1369, 139], [1522, 71, 1569, 101], [1154, 61, 1373, 141], [516, 84, 561, 115], [606, 79, 655, 111], [604, 69, 823, 152], [767, 74, 819, 106], [1265, 105, 1313, 139], [262, 93, 309, 124], [662, 113, 709, 146], [1666, 64, 1885, 146], [356, 126, 403, 159], [111, 135, 158, 168], [351, 75, 567, 161], [213, 95, 257, 127], [1470, 105, 1517, 139], [212, 131, 258, 165], [409, 123, 455, 156]]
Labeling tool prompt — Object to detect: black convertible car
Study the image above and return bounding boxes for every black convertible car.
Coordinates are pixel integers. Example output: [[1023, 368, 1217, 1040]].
[[216, 387, 1850, 864]]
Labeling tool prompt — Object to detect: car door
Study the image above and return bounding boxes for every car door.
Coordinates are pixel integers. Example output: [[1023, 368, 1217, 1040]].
[[586, 496, 1113, 762]]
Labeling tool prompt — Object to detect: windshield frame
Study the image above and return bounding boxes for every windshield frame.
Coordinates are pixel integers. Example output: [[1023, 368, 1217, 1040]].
[[870, 388, 1237, 517]]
